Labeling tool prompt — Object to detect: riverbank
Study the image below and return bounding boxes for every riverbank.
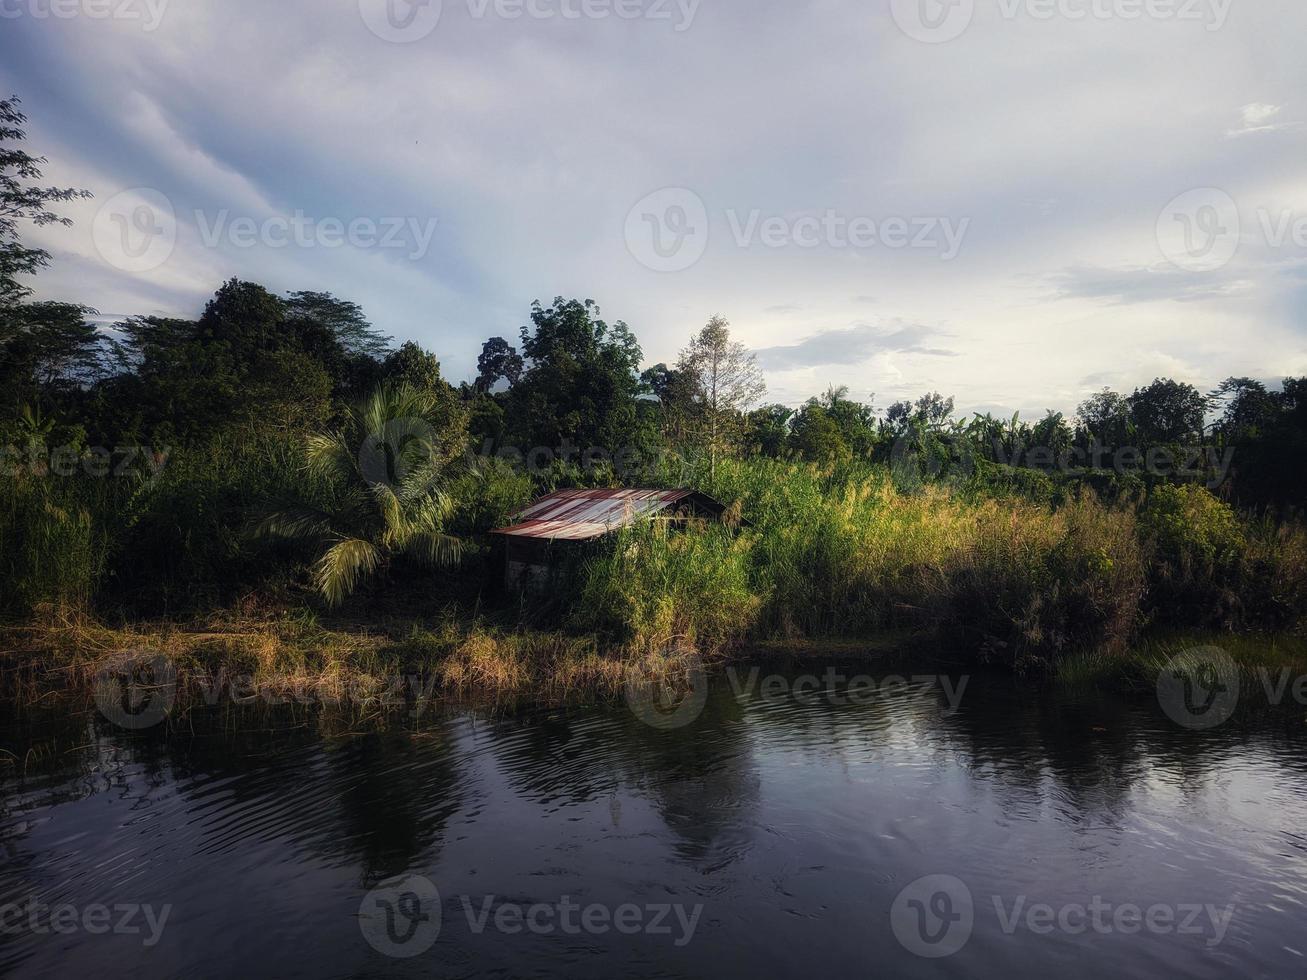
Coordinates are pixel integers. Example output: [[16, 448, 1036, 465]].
[[3, 607, 1304, 732]]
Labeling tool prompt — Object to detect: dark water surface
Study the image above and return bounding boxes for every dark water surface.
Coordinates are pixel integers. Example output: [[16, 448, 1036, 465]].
[[2, 665, 1306, 978]]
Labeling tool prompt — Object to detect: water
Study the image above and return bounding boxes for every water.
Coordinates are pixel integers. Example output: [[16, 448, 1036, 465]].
[[2, 665, 1306, 978]]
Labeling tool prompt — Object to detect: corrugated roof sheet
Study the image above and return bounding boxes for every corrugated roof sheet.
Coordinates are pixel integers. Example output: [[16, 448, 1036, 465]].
[[492, 488, 700, 541]]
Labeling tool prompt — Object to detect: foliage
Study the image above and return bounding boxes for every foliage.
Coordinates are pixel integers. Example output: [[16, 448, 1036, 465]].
[[504, 297, 654, 454], [260, 385, 469, 606], [1141, 484, 1245, 567], [570, 519, 759, 653], [675, 315, 766, 484], [0, 95, 93, 306]]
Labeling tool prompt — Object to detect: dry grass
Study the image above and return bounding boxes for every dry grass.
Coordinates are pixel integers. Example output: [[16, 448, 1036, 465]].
[[0, 607, 699, 721]]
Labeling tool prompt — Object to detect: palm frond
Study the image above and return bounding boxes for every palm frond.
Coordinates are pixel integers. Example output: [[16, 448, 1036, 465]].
[[253, 504, 337, 542], [314, 537, 382, 607], [305, 432, 356, 485], [403, 531, 463, 568]]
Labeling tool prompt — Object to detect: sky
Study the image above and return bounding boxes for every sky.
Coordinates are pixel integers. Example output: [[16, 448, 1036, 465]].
[[2, 0, 1304, 418]]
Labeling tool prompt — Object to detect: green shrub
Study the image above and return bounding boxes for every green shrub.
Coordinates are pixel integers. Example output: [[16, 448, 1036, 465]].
[[569, 519, 759, 652], [1138, 484, 1247, 628], [1141, 484, 1245, 565]]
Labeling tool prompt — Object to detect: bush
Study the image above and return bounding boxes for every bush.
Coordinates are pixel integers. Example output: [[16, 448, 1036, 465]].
[[0, 472, 109, 618], [1141, 484, 1245, 565], [569, 520, 759, 652], [1138, 484, 1247, 628], [938, 493, 1145, 665]]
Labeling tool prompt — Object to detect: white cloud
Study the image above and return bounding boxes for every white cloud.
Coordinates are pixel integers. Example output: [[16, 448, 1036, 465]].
[[2, 0, 1306, 412]]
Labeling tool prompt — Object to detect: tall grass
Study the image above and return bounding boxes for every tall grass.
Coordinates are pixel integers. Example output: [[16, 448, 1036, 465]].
[[680, 458, 1150, 664], [0, 470, 119, 619], [4, 446, 1305, 675], [570, 519, 759, 652]]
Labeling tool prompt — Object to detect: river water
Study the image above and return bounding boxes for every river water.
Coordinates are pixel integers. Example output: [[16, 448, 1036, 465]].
[[2, 663, 1305, 978]]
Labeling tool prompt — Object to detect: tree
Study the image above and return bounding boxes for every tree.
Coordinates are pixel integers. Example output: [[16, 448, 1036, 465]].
[[1030, 410, 1073, 462], [475, 337, 523, 393], [506, 297, 651, 453], [260, 385, 467, 606], [1076, 388, 1131, 447], [285, 290, 391, 360], [0, 301, 103, 408], [789, 403, 849, 464], [641, 361, 699, 443], [285, 290, 390, 398], [745, 403, 793, 457], [1210, 377, 1277, 439], [0, 96, 92, 307], [1127, 378, 1206, 445], [676, 315, 766, 485], [814, 386, 878, 457], [383, 340, 446, 391], [883, 392, 954, 434]]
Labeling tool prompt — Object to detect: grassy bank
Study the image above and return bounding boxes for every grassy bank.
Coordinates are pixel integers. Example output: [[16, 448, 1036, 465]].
[[3, 453, 1306, 716], [564, 458, 1306, 666]]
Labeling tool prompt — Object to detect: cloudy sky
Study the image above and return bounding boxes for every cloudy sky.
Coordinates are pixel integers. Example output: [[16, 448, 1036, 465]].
[[2, 0, 1304, 417]]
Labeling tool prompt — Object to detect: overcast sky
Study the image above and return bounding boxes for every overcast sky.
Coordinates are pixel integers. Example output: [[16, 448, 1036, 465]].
[[2, 0, 1304, 417]]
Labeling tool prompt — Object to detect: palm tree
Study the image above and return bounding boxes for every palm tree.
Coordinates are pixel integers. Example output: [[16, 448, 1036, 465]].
[[261, 384, 465, 606]]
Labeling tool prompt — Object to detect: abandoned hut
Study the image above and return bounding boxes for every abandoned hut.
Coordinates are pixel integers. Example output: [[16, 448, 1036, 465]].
[[490, 488, 740, 590]]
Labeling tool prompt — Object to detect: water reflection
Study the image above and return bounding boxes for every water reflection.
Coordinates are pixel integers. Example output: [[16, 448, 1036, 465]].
[[1, 666, 1305, 978]]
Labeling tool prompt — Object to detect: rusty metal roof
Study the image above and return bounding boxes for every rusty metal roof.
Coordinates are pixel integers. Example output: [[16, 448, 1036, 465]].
[[492, 488, 705, 541]]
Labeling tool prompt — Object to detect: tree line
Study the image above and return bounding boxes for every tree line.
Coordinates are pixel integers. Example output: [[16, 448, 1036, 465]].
[[5, 91, 1307, 613]]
